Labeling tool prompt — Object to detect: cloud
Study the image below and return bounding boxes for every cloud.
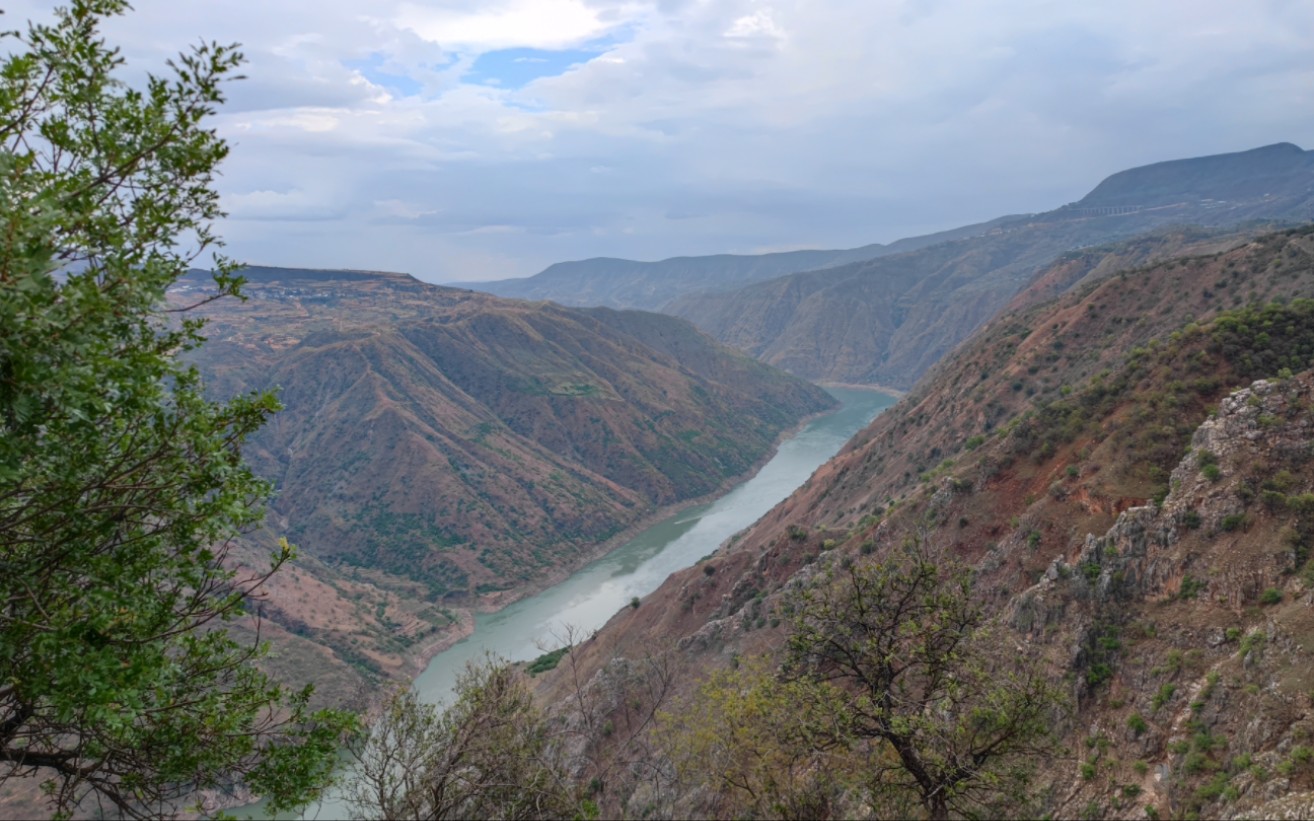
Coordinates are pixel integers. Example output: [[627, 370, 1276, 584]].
[[372, 199, 440, 221], [394, 0, 635, 51], [724, 10, 785, 42], [226, 189, 348, 222], [2, 0, 1311, 281]]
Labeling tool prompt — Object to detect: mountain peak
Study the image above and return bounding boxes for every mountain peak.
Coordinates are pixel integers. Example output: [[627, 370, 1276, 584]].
[[1078, 142, 1313, 208]]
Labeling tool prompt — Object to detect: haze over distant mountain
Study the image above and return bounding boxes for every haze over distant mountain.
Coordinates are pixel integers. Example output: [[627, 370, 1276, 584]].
[[1076, 142, 1314, 208], [462, 145, 1313, 310], [460, 144, 1314, 390], [176, 267, 833, 700], [665, 143, 1314, 388], [455, 218, 1017, 311]]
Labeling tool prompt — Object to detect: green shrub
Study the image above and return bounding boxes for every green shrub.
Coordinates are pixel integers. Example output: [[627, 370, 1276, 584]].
[[1220, 513, 1247, 532], [1259, 588, 1282, 606], [1128, 713, 1148, 736], [1183, 751, 1213, 774], [1153, 684, 1176, 712], [1239, 631, 1266, 661], [525, 646, 571, 676], [1179, 576, 1206, 600]]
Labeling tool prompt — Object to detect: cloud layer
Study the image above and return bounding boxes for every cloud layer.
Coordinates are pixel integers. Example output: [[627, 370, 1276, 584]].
[[7, 0, 1313, 281]]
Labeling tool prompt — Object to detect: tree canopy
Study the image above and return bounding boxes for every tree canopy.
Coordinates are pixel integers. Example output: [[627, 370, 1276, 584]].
[[0, 1, 355, 816], [345, 657, 576, 821], [784, 547, 1067, 820]]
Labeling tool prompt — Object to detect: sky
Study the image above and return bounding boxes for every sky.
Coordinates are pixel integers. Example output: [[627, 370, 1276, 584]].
[[6, 1, 1314, 282]]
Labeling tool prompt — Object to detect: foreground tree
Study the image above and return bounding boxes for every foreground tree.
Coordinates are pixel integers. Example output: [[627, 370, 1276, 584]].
[[0, 2, 355, 817], [785, 546, 1067, 820], [345, 657, 577, 820], [660, 658, 860, 819]]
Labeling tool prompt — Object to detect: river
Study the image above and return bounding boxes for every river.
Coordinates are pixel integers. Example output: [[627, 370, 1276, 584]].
[[274, 385, 897, 819]]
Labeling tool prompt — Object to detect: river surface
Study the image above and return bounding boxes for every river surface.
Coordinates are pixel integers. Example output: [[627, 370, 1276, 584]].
[[284, 386, 897, 819]]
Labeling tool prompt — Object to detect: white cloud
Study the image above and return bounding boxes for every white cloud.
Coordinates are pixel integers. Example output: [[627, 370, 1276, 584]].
[[373, 199, 440, 220], [226, 189, 346, 221], [394, 0, 627, 51], [725, 10, 785, 41], [3, 0, 1311, 281]]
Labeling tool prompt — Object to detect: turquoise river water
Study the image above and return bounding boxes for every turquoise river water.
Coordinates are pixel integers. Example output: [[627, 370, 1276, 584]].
[[253, 386, 896, 819]]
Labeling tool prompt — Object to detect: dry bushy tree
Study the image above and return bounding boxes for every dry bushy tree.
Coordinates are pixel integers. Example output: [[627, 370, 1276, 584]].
[[785, 547, 1067, 820], [345, 657, 577, 820]]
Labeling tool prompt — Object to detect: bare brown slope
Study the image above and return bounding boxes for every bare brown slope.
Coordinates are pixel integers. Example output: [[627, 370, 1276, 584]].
[[545, 226, 1314, 819], [190, 274, 833, 597], [178, 271, 833, 702], [668, 217, 1307, 389]]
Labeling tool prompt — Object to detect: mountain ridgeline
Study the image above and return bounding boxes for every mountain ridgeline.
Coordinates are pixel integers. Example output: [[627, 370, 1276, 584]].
[[183, 145, 1314, 816], [541, 224, 1314, 819], [177, 270, 833, 701], [457, 217, 1021, 311], [468, 143, 1314, 390]]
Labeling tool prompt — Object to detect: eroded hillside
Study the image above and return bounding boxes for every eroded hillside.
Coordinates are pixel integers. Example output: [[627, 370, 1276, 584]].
[[663, 143, 1314, 388], [173, 268, 834, 705], [541, 225, 1314, 819]]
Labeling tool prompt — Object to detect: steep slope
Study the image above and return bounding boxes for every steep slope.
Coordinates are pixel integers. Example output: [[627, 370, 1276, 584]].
[[175, 268, 833, 702], [541, 226, 1314, 819], [458, 217, 1015, 311], [665, 143, 1314, 388]]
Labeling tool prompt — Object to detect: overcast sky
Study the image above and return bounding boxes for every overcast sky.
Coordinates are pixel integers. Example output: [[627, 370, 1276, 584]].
[[8, 1, 1314, 282]]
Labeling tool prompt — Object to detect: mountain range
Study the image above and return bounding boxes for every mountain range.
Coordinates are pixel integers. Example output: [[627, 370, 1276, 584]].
[[176, 268, 833, 702], [468, 143, 1314, 389], [185, 143, 1314, 818], [540, 221, 1314, 819]]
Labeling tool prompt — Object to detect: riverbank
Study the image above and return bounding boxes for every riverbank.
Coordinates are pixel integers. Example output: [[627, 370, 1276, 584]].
[[817, 380, 907, 398], [411, 386, 899, 685], [236, 387, 899, 820], [395, 393, 847, 681]]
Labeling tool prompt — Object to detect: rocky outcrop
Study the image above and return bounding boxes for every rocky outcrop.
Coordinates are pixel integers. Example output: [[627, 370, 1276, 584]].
[[542, 227, 1314, 820]]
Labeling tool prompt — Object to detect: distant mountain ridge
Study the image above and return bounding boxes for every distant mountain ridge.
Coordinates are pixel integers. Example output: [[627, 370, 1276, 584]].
[[1074, 142, 1314, 208], [454, 217, 1018, 311], [662, 143, 1314, 388], [183, 264, 414, 284], [457, 144, 1314, 323]]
